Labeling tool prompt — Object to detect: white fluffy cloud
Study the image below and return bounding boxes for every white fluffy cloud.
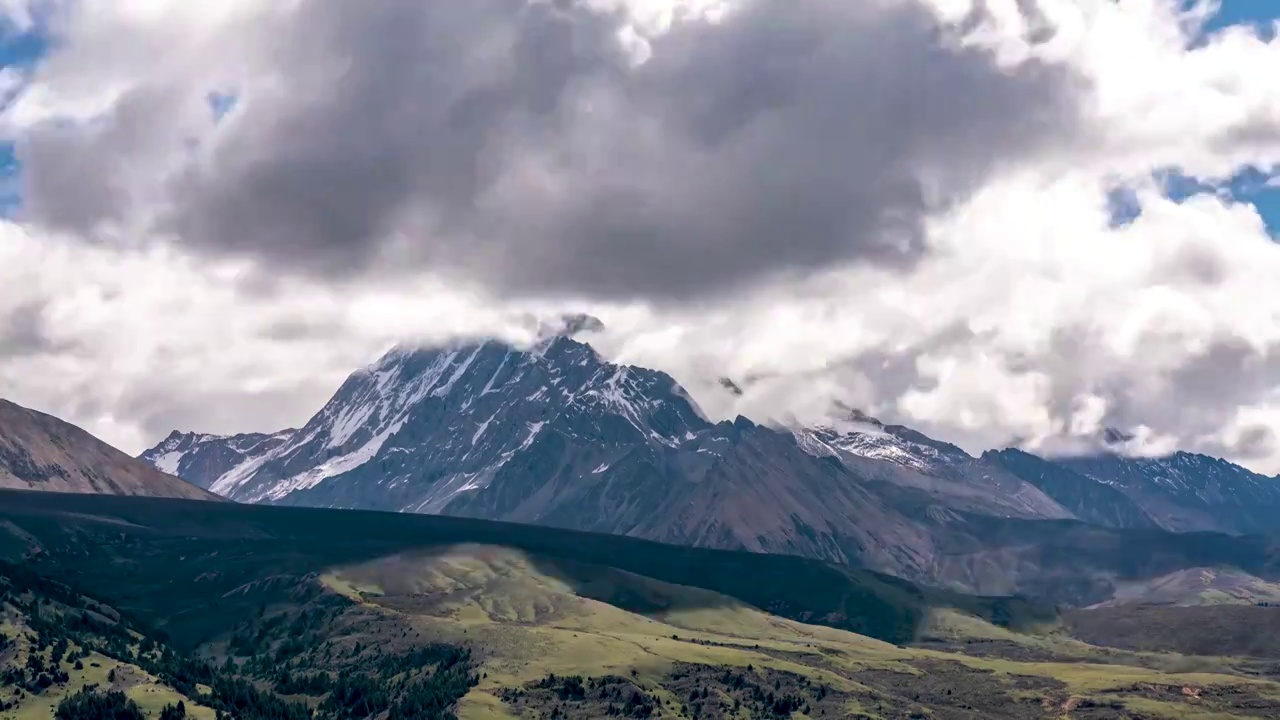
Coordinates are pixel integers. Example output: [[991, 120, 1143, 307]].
[[3, 0, 1280, 473]]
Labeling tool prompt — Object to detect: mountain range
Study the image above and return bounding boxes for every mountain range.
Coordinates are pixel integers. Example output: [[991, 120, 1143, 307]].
[[6, 332, 1280, 718], [132, 329, 1280, 599]]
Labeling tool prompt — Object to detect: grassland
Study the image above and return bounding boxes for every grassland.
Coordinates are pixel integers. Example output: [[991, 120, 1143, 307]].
[[313, 546, 1280, 719], [2, 489, 1280, 719]]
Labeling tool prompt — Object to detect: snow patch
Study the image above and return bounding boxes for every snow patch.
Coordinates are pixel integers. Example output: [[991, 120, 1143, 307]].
[[472, 413, 497, 446], [521, 421, 546, 450], [151, 450, 186, 475], [262, 420, 406, 501]]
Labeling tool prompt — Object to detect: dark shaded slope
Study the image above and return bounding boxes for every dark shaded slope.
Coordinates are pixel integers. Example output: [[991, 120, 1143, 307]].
[[922, 513, 1280, 605], [1065, 605, 1280, 659], [140, 429, 295, 489], [0, 489, 1050, 647]]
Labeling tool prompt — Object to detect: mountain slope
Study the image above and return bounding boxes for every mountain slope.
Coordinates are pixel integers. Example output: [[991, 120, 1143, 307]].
[[0, 399, 219, 501], [983, 448, 1159, 529], [1091, 566, 1280, 607], [1057, 451, 1280, 534], [794, 411, 1073, 521], [0, 489, 1046, 647], [137, 336, 1280, 590]]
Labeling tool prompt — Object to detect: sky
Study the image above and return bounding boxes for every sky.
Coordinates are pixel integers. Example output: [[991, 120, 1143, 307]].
[[1, 0, 1279, 473]]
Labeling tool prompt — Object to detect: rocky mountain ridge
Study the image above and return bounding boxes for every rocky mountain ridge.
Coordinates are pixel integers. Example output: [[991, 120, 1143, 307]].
[[138, 336, 1280, 588]]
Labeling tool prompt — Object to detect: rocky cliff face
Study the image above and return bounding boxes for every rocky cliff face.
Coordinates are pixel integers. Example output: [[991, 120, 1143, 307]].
[[135, 337, 947, 575], [793, 412, 1073, 521]]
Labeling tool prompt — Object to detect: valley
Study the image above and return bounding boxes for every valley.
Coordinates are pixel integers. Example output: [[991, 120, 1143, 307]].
[[2, 490, 1280, 719]]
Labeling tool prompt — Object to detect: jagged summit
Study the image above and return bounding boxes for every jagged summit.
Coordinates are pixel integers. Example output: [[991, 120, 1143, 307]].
[[157, 336, 708, 509], [1101, 426, 1137, 446], [790, 404, 1071, 521], [136, 337, 944, 572], [794, 404, 972, 469], [717, 377, 744, 397]]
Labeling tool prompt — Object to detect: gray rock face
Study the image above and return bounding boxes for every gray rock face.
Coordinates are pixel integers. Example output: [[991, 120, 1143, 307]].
[[1, 399, 220, 501], [137, 337, 942, 575]]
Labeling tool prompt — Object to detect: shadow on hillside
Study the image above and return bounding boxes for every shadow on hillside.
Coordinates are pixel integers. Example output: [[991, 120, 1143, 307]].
[[0, 490, 1048, 647], [1066, 605, 1280, 659]]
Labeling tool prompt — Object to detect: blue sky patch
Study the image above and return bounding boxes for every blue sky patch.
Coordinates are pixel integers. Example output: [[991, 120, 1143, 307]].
[[0, 14, 51, 71], [0, 141, 18, 215], [1198, 0, 1279, 39], [1110, 167, 1280, 237], [1106, 185, 1143, 228], [207, 91, 239, 123], [1159, 168, 1280, 237], [0, 15, 50, 217]]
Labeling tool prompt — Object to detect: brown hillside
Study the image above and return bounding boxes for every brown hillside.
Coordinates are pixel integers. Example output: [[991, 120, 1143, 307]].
[[0, 398, 222, 501]]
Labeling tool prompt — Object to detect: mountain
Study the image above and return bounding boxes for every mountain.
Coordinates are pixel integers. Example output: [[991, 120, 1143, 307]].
[[1055, 451, 1280, 534], [793, 410, 1073, 521], [140, 428, 295, 489], [983, 448, 1159, 529], [1088, 566, 1280, 608], [0, 398, 219, 501], [139, 337, 945, 577], [138, 335, 1280, 590]]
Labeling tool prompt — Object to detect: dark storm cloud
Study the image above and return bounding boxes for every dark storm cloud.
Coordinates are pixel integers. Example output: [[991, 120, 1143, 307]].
[[22, 0, 1089, 300]]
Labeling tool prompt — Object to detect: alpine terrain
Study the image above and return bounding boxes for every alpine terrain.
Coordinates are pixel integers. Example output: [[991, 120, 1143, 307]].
[[138, 329, 1280, 604], [141, 330, 1092, 580]]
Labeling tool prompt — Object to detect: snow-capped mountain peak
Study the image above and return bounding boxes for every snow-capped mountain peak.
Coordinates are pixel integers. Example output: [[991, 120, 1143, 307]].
[[139, 335, 1280, 551], [139, 428, 296, 489], [168, 337, 711, 508], [792, 407, 971, 475]]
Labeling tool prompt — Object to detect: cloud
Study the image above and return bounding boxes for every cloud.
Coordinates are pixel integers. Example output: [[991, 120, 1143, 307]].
[[0, 218, 551, 452], [11, 0, 1087, 300], [0, 300, 64, 358], [2, 0, 1280, 477]]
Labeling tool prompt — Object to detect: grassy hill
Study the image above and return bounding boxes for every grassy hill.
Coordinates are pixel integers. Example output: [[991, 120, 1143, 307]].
[[0, 489, 1050, 648], [3, 490, 1280, 719]]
